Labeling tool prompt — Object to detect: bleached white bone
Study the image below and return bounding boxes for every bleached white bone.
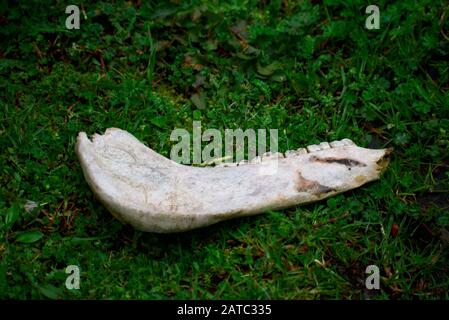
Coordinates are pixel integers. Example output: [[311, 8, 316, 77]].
[[76, 128, 392, 233]]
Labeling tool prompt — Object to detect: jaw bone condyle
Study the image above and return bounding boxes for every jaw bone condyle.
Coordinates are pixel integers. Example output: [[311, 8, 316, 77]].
[[76, 128, 392, 233]]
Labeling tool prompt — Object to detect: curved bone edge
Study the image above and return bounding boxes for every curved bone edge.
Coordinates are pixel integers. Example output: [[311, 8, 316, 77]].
[[76, 128, 392, 233]]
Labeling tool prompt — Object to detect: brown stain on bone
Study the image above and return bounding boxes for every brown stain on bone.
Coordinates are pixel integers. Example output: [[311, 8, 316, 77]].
[[295, 171, 334, 195], [310, 156, 366, 167], [355, 175, 367, 184]]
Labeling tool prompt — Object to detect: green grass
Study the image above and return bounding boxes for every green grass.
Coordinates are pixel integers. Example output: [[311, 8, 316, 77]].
[[1, 0, 448, 299]]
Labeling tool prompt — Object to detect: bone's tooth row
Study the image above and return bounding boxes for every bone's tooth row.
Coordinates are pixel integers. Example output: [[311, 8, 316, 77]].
[[287, 139, 354, 156], [304, 139, 355, 150], [237, 152, 284, 165], [218, 138, 356, 166], [307, 141, 333, 152]]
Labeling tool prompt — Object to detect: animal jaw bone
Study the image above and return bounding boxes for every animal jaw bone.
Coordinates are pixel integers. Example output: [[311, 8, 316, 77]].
[[76, 128, 392, 233]]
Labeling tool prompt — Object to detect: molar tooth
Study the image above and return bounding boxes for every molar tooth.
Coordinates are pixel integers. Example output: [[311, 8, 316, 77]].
[[262, 151, 273, 158], [262, 152, 284, 161], [306, 144, 321, 153], [341, 138, 355, 146], [215, 163, 226, 168], [330, 140, 345, 148], [250, 156, 262, 164], [272, 152, 284, 159], [217, 162, 237, 167], [284, 150, 299, 158], [319, 142, 331, 150]]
